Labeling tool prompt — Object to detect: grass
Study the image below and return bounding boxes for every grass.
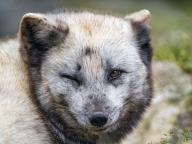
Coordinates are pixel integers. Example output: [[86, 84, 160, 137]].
[[153, 30, 192, 74], [150, 2, 192, 74], [159, 91, 192, 144], [159, 128, 192, 144]]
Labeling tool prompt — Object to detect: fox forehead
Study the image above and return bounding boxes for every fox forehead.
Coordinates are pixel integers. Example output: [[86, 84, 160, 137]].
[[42, 12, 141, 72], [45, 12, 134, 45]]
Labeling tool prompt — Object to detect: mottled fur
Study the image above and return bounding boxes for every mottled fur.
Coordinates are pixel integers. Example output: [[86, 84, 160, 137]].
[[0, 10, 152, 144]]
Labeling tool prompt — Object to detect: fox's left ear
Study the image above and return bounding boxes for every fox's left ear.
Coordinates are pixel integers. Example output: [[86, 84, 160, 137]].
[[125, 10, 152, 67], [125, 9, 151, 31]]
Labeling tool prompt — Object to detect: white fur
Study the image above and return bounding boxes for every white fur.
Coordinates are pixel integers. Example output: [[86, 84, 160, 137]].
[[0, 38, 51, 144]]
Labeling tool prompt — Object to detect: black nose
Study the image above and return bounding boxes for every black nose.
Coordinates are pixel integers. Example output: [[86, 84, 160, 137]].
[[89, 112, 108, 127]]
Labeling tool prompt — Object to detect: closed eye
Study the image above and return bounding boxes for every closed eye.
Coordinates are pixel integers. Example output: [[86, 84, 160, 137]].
[[59, 73, 81, 85]]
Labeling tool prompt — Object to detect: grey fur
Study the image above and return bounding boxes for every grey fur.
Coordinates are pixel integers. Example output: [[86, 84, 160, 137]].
[[19, 10, 153, 144]]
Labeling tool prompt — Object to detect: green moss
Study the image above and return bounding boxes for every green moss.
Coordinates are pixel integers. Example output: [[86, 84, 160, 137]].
[[159, 128, 192, 144], [153, 31, 192, 74]]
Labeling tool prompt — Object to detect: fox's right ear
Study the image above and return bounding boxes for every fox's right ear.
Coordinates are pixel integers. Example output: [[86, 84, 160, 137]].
[[19, 13, 68, 64]]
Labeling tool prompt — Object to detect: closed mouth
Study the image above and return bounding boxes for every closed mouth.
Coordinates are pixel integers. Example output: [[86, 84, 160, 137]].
[[90, 123, 117, 133]]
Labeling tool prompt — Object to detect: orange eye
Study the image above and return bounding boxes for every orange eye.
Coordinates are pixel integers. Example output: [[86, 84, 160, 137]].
[[109, 70, 122, 80]]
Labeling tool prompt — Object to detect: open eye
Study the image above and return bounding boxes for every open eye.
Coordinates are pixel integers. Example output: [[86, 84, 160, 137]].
[[108, 70, 124, 81], [59, 73, 81, 85]]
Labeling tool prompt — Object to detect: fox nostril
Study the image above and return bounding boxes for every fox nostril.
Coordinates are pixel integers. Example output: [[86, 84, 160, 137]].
[[89, 112, 108, 127]]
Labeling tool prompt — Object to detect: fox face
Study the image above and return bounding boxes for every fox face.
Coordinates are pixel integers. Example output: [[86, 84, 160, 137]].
[[19, 10, 152, 143]]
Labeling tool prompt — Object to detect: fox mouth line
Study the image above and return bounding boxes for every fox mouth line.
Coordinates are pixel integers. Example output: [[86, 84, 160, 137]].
[[89, 122, 118, 133]]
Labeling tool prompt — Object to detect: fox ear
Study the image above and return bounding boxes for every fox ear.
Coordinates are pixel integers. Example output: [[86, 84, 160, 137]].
[[125, 10, 152, 67], [125, 9, 151, 46], [19, 13, 68, 63], [125, 9, 151, 31]]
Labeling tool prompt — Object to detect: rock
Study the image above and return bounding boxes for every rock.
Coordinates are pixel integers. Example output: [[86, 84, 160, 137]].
[[121, 61, 192, 144]]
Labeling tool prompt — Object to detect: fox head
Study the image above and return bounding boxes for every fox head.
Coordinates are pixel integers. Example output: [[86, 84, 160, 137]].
[[19, 10, 152, 143]]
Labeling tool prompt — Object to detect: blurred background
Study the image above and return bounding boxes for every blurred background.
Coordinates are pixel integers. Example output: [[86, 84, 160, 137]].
[[0, 0, 191, 143]]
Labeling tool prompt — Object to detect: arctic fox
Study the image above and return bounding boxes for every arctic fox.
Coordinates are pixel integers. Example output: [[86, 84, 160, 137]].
[[0, 9, 152, 144]]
